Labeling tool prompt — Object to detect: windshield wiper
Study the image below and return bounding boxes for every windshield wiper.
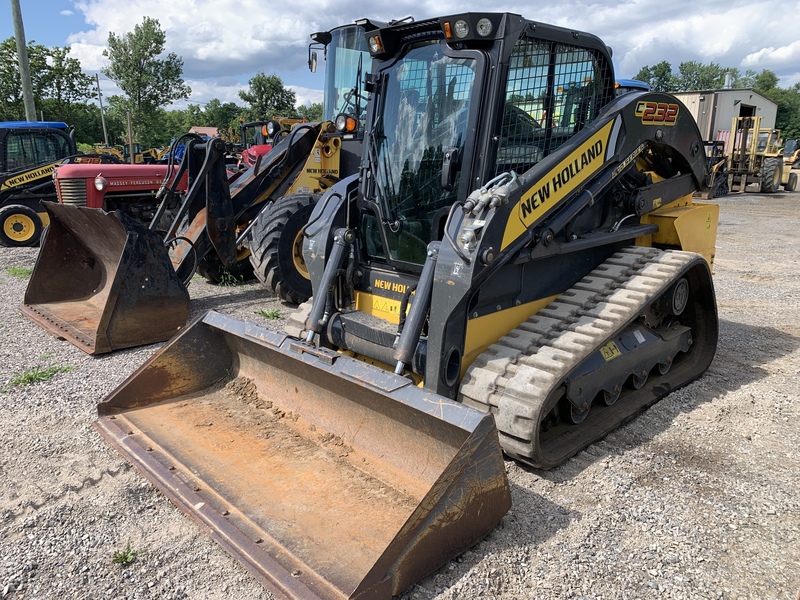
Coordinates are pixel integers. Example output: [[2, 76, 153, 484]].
[[364, 74, 401, 232]]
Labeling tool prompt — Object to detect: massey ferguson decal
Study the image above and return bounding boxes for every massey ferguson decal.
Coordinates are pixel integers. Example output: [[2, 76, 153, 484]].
[[635, 101, 679, 126]]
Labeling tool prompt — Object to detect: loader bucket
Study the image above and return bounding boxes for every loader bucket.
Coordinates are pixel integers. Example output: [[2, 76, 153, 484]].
[[94, 311, 511, 600], [21, 202, 190, 355]]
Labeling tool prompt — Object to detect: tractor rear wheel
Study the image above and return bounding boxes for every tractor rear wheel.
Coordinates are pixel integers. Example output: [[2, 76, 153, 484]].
[[248, 194, 317, 305], [0, 204, 43, 247], [760, 158, 782, 193], [784, 172, 798, 192]]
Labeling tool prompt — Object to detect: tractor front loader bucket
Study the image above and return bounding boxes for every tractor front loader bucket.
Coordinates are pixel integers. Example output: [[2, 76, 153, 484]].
[[21, 202, 189, 355], [94, 311, 511, 600]]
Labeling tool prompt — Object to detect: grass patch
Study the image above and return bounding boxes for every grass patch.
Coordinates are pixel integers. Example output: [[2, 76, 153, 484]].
[[6, 266, 33, 278], [217, 269, 243, 287], [112, 542, 142, 566], [256, 308, 282, 320], [4, 364, 74, 390]]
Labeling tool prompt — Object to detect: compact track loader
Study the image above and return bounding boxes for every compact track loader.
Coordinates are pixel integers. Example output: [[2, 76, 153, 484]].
[[22, 22, 374, 354], [0, 121, 118, 247], [94, 13, 719, 599]]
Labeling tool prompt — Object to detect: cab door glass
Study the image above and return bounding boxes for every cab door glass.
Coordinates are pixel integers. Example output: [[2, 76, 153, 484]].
[[4, 131, 71, 172]]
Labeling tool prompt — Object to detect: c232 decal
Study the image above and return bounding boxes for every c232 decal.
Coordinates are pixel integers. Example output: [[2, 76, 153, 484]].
[[635, 101, 679, 126]]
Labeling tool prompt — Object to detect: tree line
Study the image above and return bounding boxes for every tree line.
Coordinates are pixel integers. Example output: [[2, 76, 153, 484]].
[[634, 61, 800, 138], [0, 18, 322, 148], [2, 17, 798, 146]]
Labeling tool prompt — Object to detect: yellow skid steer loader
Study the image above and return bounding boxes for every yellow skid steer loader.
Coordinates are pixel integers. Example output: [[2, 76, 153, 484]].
[[93, 12, 719, 599]]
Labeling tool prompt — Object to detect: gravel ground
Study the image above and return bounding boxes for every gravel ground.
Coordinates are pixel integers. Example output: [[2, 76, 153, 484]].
[[0, 190, 798, 600]]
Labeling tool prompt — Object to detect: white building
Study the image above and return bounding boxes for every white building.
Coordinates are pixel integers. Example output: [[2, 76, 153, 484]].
[[671, 89, 778, 143]]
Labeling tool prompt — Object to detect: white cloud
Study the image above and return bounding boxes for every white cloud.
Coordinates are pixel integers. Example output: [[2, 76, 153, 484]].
[[290, 86, 324, 108], [56, 0, 800, 108], [741, 40, 800, 69]]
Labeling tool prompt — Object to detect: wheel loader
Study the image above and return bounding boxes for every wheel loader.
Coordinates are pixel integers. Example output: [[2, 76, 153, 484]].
[[782, 138, 800, 169], [92, 13, 719, 600], [247, 22, 373, 303], [21, 21, 376, 355]]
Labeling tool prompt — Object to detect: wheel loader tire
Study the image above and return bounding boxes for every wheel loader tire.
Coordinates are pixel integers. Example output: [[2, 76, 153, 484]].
[[248, 194, 316, 304], [196, 254, 255, 285], [760, 158, 782, 193], [784, 172, 798, 192], [0, 204, 43, 247]]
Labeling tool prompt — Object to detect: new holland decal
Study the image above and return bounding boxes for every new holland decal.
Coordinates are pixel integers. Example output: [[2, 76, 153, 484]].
[[501, 119, 615, 250], [0, 163, 56, 191]]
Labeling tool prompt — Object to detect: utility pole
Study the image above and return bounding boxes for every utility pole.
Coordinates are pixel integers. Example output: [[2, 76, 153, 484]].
[[10, 0, 37, 121], [96, 74, 110, 146]]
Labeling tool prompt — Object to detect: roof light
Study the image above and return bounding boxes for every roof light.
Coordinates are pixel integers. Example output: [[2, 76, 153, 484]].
[[476, 18, 493, 37], [443, 21, 454, 40], [368, 35, 383, 53], [266, 119, 282, 137], [454, 20, 470, 39]]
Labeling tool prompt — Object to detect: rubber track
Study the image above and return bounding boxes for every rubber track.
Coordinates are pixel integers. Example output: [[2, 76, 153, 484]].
[[459, 247, 699, 468], [284, 300, 313, 338]]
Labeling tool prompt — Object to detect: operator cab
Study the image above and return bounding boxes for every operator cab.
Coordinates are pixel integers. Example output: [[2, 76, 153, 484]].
[[0, 122, 74, 174], [358, 13, 614, 269]]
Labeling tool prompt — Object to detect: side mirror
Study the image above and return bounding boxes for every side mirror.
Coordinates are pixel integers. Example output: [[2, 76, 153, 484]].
[[309, 51, 318, 73]]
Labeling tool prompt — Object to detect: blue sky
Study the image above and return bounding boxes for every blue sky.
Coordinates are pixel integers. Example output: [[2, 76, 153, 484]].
[[3, 0, 800, 111]]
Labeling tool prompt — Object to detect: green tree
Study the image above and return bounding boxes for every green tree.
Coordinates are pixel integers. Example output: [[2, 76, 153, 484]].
[[633, 61, 673, 91], [296, 102, 323, 121], [102, 17, 191, 144], [0, 37, 49, 119], [61, 101, 106, 144], [671, 61, 728, 91], [202, 98, 244, 136], [762, 84, 800, 139], [752, 70, 780, 93], [99, 95, 130, 144], [157, 107, 195, 142], [41, 46, 95, 122], [238, 72, 296, 121]]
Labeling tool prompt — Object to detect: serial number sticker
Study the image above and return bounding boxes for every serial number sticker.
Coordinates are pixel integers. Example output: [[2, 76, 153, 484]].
[[600, 341, 622, 361], [633, 329, 646, 344]]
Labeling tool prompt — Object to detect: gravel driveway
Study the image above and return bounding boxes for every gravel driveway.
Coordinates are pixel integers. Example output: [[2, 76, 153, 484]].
[[0, 191, 798, 599]]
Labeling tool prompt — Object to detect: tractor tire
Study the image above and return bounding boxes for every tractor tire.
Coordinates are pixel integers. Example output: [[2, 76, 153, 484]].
[[760, 158, 782, 193], [248, 194, 317, 305], [785, 172, 798, 192], [0, 204, 43, 247], [196, 253, 255, 285]]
